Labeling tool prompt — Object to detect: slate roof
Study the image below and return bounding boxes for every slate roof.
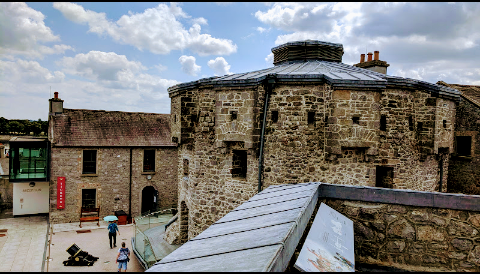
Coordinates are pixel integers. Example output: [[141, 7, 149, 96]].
[[437, 81, 480, 108], [168, 40, 460, 102], [148, 182, 320, 272], [51, 109, 175, 147]]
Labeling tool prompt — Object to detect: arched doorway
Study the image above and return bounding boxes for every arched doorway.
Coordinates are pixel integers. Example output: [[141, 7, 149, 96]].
[[141, 186, 157, 214], [180, 201, 189, 243]]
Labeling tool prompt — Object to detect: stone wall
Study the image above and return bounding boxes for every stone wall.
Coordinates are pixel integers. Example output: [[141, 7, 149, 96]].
[[448, 98, 480, 195], [0, 178, 12, 208], [49, 147, 177, 223], [165, 82, 456, 243], [320, 198, 480, 271]]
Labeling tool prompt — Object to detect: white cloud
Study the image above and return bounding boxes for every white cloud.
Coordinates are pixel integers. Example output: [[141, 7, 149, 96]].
[[179, 55, 201, 76], [58, 51, 145, 81], [256, 27, 268, 33], [0, 53, 179, 120], [0, 59, 65, 84], [53, 2, 237, 56], [207, 57, 232, 76], [0, 2, 73, 59], [265, 53, 274, 65], [254, 2, 480, 85]]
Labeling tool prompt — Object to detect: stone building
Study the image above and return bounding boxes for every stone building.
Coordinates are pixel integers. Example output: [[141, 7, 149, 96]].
[[164, 40, 460, 244], [437, 81, 480, 195], [48, 93, 178, 223]]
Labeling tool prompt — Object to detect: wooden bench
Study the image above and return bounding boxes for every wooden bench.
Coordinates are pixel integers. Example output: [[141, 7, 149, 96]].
[[79, 207, 100, 228]]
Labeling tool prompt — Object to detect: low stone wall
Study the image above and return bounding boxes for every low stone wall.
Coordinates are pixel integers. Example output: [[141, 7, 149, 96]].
[[314, 184, 480, 272]]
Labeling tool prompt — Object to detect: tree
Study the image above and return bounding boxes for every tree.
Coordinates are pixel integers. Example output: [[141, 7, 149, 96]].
[[8, 121, 24, 134], [0, 117, 8, 134]]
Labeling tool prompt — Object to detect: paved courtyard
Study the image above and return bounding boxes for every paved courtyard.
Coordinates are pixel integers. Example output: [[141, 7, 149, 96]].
[[0, 209, 144, 272]]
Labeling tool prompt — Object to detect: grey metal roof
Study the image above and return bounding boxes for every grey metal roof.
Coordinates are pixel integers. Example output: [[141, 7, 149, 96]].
[[147, 182, 320, 272], [168, 59, 460, 101]]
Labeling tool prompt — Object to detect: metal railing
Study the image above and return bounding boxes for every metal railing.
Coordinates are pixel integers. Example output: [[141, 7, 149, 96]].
[[133, 209, 175, 269]]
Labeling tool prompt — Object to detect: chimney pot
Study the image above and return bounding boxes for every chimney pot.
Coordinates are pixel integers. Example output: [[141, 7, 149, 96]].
[[54, 92, 58, 99], [374, 51, 379, 60], [360, 54, 365, 63], [367, 52, 373, 62]]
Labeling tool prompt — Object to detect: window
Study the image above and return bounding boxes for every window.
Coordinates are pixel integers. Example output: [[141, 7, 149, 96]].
[[376, 166, 394, 188], [380, 115, 387, 131], [231, 111, 238, 120], [183, 159, 189, 177], [232, 150, 247, 178], [456, 136, 472, 156], [82, 189, 96, 208], [143, 150, 155, 172], [352, 115, 360, 125], [308, 112, 315, 125], [9, 146, 47, 180], [409, 116, 414, 131], [82, 150, 97, 174], [272, 111, 278, 123], [417, 122, 423, 132], [443, 120, 447, 129]]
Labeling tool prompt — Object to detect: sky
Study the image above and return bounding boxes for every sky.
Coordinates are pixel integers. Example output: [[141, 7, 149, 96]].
[[1, 2, 480, 121]]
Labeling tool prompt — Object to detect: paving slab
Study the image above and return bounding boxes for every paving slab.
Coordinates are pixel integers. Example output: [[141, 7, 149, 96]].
[[46, 223, 144, 272]]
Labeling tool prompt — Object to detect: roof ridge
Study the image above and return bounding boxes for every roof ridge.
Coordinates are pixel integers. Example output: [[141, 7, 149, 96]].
[[64, 108, 170, 116]]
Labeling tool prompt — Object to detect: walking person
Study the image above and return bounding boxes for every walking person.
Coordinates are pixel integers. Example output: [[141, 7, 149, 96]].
[[116, 242, 130, 272], [108, 220, 120, 249]]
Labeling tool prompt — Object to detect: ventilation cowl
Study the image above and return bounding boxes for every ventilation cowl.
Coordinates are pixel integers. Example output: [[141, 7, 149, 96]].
[[271, 40, 344, 65]]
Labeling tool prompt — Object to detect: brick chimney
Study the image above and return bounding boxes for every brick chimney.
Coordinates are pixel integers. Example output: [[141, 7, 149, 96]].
[[354, 50, 390, 74], [49, 91, 64, 116]]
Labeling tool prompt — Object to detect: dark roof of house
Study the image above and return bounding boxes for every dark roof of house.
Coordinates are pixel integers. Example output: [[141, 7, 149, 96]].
[[437, 81, 480, 107], [168, 40, 460, 102], [51, 109, 175, 147]]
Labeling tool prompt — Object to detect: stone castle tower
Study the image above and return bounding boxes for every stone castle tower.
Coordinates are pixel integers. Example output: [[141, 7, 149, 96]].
[[164, 40, 460, 244]]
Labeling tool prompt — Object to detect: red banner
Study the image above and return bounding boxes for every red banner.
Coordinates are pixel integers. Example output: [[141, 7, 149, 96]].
[[57, 177, 65, 209]]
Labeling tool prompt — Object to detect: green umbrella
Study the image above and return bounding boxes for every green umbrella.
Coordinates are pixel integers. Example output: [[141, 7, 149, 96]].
[[103, 215, 118, 222]]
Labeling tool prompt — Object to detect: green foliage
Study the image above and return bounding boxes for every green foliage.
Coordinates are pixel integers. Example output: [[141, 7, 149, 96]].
[[0, 117, 48, 136]]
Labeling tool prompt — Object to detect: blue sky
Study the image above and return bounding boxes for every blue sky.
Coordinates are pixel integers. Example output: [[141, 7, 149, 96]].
[[1, 2, 480, 121]]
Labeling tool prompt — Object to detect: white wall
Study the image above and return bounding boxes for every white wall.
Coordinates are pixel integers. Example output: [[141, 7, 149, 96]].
[[13, 182, 49, 216]]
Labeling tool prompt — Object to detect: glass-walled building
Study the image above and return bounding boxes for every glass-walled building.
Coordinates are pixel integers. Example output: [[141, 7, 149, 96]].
[[9, 137, 50, 216], [10, 145, 49, 181]]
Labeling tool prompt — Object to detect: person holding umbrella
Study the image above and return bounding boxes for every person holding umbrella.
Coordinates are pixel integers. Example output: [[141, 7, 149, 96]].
[[105, 215, 120, 249]]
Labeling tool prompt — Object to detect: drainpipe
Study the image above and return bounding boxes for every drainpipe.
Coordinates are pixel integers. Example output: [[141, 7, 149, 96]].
[[129, 148, 132, 218], [258, 75, 276, 193], [439, 153, 444, 192]]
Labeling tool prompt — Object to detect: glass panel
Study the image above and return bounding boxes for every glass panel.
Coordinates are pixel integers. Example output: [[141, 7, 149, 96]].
[[10, 146, 48, 180]]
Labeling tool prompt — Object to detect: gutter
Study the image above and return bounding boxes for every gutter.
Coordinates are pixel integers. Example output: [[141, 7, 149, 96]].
[[258, 75, 276, 193]]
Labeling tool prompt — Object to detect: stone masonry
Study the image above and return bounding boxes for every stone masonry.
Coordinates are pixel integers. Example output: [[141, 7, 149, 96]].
[[49, 147, 178, 223], [48, 98, 178, 224], [438, 82, 480, 195], [164, 41, 459, 244], [319, 198, 480, 272]]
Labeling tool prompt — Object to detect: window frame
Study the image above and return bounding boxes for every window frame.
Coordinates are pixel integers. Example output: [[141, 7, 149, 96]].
[[82, 150, 97, 174], [232, 150, 247, 179], [81, 188, 97, 208], [143, 149, 156, 172]]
